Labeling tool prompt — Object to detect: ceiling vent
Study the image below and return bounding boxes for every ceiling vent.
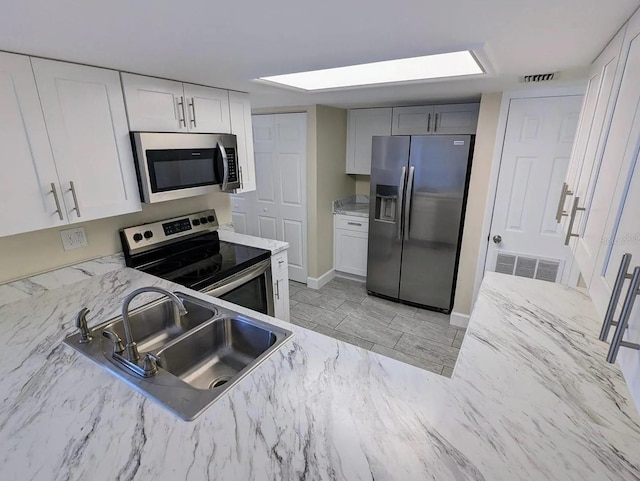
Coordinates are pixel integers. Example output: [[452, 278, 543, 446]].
[[521, 73, 556, 83]]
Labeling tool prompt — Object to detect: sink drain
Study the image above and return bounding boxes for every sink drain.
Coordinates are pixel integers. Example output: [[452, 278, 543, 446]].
[[209, 377, 231, 389]]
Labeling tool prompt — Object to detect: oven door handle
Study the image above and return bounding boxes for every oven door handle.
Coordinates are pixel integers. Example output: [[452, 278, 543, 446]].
[[218, 140, 230, 192], [203, 259, 271, 297]]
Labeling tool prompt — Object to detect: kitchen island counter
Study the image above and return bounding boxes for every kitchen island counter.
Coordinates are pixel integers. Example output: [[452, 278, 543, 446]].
[[1, 268, 639, 480]]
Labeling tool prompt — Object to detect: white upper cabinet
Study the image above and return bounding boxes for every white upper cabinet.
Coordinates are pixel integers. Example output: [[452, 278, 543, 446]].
[[391, 105, 434, 135], [121, 73, 231, 134], [32, 59, 141, 222], [432, 103, 480, 134], [346, 108, 391, 175], [120, 73, 186, 132], [391, 103, 479, 135], [228, 91, 256, 192], [0, 52, 68, 236], [183, 84, 230, 134]]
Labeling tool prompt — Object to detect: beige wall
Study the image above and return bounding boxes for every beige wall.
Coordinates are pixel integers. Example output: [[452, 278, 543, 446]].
[[314, 105, 354, 277], [452, 92, 503, 316], [0, 193, 231, 284], [354, 175, 371, 195]]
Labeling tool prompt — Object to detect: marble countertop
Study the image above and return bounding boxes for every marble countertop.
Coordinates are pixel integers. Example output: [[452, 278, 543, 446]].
[[333, 194, 370, 218], [1, 269, 639, 480], [218, 227, 289, 254]]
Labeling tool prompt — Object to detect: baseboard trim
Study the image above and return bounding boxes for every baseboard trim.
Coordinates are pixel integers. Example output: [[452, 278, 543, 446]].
[[334, 271, 366, 283], [450, 311, 470, 328], [307, 269, 335, 290]]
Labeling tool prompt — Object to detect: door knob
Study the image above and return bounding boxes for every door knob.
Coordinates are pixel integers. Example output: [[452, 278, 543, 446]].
[[493, 235, 502, 244]]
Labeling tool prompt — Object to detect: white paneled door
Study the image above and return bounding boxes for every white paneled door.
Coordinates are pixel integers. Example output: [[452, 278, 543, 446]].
[[485, 95, 583, 284], [232, 113, 308, 283]]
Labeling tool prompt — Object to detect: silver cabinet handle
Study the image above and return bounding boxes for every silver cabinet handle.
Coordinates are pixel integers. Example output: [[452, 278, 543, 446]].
[[275, 279, 280, 300], [189, 98, 197, 127], [427, 113, 431, 132], [606, 266, 640, 363], [69, 181, 81, 217], [600, 253, 633, 341], [563, 196, 585, 245], [347, 222, 362, 226], [434, 113, 439, 132], [50, 183, 63, 220], [396, 166, 406, 240], [404, 166, 415, 241], [278, 259, 285, 265], [238, 165, 244, 190], [218, 140, 230, 191], [555, 182, 568, 223], [177, 96, 186, 127]]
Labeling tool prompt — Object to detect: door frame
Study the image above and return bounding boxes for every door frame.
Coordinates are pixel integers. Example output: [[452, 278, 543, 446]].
[[472, 85, 587, 307]]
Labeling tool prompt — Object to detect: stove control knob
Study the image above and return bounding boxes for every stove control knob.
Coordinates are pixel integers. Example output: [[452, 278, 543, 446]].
[[207, 215, 215, 222], [133, 233, 143, 242], [192, 219, 200, 226], [144, 230, 153, 239], [200, 217, 208, 224]]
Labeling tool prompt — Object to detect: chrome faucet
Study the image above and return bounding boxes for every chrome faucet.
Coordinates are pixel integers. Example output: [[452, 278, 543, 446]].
[[114, 286, 187, 377]]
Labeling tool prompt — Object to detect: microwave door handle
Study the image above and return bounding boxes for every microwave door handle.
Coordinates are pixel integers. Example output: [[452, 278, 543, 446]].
[[217, 140, 229, 191]]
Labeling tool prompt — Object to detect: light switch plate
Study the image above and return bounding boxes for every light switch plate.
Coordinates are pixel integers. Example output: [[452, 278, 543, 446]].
[[60, 227, 88, 251]]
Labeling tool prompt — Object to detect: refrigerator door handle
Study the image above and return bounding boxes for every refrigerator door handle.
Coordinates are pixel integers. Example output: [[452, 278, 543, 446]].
[[404, 166, 415, 241], [396, 166, 407, 240]]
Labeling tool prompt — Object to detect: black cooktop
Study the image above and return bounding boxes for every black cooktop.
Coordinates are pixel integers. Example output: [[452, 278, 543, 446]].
[[126, 231, 271, 291]]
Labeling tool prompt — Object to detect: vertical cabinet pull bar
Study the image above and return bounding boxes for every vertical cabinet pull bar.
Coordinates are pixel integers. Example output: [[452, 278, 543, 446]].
[[50, 183, 64, 220], [69, 181, 81, 217], [606, 266, 640, 363], [177, 97, 186, 127], [600, 253, 633, 341], [275, 279, 280, 300], [189, 98, 197, 127], [434, 113, 439, 132], [396, 166, 406, 240], [555, 182, 568, 223], [564, 196, 585, 245], [427, 113, 431, 132]]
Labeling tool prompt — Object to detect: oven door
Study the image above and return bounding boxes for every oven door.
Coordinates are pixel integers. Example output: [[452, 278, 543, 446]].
[[202, 259, 274, 316], [132, 132, 240, 203]]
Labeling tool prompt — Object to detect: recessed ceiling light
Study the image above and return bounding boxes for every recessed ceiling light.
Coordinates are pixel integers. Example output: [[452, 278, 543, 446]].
[[257, 50, 484, 91]]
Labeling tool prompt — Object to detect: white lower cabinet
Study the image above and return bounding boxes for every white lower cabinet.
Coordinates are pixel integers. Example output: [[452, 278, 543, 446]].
[[334, 215, 369, 277], [271, 250, 290, 321]]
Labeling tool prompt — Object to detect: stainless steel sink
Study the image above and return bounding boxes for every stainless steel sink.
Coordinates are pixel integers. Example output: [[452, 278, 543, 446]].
[[156, 317, 279, 390], [104, 296, 219, 352], [64, 292, 292, 420]]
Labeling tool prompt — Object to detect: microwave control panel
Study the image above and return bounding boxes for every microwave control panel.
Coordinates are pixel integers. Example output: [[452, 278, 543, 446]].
[[226, 149, 238, 182]]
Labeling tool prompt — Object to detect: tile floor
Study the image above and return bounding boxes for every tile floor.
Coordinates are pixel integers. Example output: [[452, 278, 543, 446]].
[[288, 277, 466, 377]]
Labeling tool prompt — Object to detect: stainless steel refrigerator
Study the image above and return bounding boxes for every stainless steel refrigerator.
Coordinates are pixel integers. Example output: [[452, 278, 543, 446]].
[[366, 135, 473, 313]]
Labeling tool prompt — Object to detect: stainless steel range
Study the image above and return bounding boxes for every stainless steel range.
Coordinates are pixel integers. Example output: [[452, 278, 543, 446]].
[[120, 210, 274, 316]]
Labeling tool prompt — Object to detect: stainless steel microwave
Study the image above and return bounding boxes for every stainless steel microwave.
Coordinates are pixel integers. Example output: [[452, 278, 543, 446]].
[[131, 132, 240, 203]]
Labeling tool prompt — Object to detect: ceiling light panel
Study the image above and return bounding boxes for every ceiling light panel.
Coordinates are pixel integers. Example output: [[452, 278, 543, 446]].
[[258, 50, 484, 91]]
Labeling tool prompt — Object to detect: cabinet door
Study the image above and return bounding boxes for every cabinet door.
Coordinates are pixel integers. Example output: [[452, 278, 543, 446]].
[[391, 106, 434, 135], [573, 15, 640, 289], [334, 227, 368, 277], [33, 59, 141, 222], [432, 103, 480, 134], [346, 108, 391, 174], [564, 28, 625, 265], [183, 83, 230, 134], [0, 52, 68, 236], [121, 73, 187, 132], [229, 91, 256, 192]]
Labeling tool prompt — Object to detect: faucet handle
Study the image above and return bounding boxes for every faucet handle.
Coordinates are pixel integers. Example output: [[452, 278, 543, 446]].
[[102, 329, 125, 354], [75, 308, 93, 344], [142, 353, 158, 376]]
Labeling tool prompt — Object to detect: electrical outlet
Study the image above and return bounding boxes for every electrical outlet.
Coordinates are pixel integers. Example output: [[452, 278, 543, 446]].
[[60, 227, 88, 251]]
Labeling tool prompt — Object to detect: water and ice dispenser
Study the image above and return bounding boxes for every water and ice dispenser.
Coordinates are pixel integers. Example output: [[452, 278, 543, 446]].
[[374, 184, 398, 222]]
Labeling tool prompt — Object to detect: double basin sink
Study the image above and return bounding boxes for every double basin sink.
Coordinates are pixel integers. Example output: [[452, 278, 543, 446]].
[[64, 292, 292, 420]]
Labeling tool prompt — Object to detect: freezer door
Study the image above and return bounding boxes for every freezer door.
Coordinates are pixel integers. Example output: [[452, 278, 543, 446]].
[[366, 136, 410, 298], [399, 135, 471, 311]]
